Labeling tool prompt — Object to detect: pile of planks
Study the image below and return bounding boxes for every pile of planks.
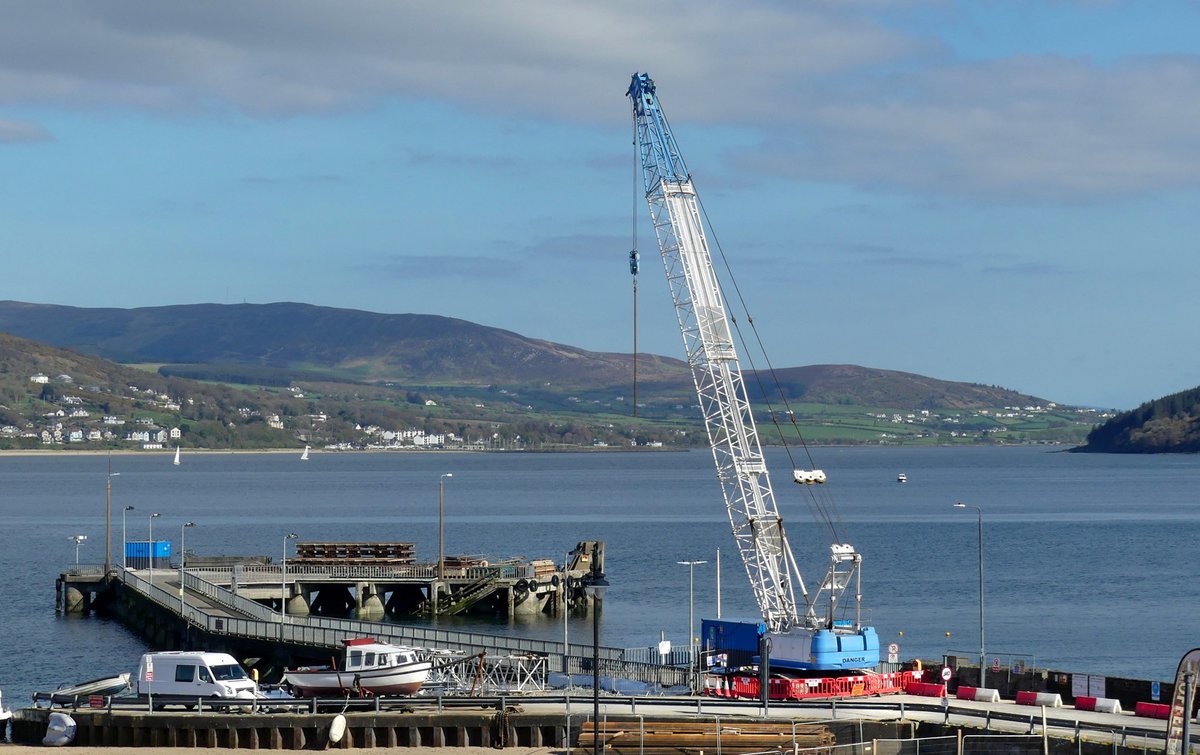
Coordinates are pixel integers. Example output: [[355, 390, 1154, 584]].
[[293, 541, 416, 565], [574, 718, 835, 755]]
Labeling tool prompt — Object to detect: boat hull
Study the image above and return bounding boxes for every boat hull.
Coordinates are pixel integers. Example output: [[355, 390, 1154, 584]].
[[283, 661, 431, 697]]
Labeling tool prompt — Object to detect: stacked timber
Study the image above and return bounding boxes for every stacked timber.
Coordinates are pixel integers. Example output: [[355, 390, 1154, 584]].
[[574, 719, 835, 755], [293, 542, 416, 565]]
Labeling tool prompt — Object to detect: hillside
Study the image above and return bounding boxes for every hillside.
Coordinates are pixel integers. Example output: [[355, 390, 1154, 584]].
[[0, 300, 1105, 449], [0, 301, 686, 388], [1073, 386, 1200, 453]]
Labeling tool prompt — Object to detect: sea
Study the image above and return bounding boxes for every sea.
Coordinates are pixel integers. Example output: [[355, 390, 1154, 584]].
[[1, 445, 1198, 707]]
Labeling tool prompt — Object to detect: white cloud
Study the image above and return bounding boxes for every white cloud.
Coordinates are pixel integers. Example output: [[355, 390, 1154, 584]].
[[2, 1, 1199, 199]]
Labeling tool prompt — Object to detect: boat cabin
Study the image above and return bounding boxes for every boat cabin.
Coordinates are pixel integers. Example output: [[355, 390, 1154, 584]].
[[341, 637, 420, 671]]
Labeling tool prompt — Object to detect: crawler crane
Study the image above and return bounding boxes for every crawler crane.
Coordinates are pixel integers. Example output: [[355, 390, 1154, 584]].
[[627, 72, 879, 671]]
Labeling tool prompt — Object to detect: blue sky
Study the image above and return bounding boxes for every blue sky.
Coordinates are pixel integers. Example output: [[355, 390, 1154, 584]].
[[1, 1, 1198, 409]]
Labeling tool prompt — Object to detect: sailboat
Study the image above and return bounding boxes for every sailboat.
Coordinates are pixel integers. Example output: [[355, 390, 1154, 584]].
[[300, 445, 310, 461], [173, 446, 181, 466]]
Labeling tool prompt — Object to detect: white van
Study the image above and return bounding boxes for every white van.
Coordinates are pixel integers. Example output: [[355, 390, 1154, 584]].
[[134, 651, 258, 700]]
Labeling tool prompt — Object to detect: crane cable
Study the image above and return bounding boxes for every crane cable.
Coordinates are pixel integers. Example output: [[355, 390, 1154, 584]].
[[693, 189, 847, 545]]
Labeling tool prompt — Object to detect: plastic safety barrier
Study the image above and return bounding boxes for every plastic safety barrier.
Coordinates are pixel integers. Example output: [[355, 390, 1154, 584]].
[[1075, 696, 1123, 714], [957, 686, 1001, 703], [1015, 691, 1063, 707], [1134, 701, 1171, 719], [905, 681, 947, 697]]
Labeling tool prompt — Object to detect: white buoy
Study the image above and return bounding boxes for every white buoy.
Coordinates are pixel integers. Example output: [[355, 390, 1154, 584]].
[[329, 713, 347, 744]]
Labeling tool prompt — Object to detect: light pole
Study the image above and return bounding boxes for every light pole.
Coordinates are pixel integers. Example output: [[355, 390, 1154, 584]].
[[148, 513, 161, 583], [583, 567, 609, 755], [282, 533, 298, 624], [438, 473, 453, 584], [677, 559, 707, 680], [180, 521, 195, 621], [954, 501, 985, 689], [121, 505, 135, 570], [104, 457, 119, 574], [69, 535, 87, 566]]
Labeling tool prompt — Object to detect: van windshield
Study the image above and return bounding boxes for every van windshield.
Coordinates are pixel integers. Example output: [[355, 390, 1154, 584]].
[[211, 664, 249, 681]]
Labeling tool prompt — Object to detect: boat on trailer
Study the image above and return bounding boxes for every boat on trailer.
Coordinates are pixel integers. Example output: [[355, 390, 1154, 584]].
[[283, 638, 431, 697]]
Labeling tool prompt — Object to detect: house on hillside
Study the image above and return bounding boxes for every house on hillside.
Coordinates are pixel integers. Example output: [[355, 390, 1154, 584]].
[[29, 373, 49, 384]]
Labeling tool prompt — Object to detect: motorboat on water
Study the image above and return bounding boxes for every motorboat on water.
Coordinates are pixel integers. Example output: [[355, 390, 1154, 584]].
[[897, 473, 907, 483], [283, 637, 431, 697], [33, 672, 131, 704]]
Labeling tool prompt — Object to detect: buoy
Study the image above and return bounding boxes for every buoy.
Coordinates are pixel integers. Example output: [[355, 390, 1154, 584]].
[[42, 712, 77, 747], [329, 713, 347, 744]]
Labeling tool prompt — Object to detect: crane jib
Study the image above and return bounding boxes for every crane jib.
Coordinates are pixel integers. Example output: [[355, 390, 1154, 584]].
[[626, 72, 880, 670]]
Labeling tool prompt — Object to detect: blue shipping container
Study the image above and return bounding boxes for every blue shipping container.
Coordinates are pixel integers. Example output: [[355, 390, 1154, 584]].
[[125, 540, 172, 569]]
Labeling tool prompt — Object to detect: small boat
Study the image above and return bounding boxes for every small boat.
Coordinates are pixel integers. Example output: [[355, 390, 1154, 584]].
[[283, 638, 430, 697], [300, 445, 310, 461], [173, 446, 181, 466], [897, 473, 907, 483], [34, 673, 131, 703]]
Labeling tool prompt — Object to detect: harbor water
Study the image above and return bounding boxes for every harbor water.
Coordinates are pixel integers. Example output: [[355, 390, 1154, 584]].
[[1, 445, 1198, 705]]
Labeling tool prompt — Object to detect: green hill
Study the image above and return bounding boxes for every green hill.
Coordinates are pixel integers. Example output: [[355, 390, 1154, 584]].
[[0, 300, 1101, 448], [1074, 386, 1200, 453]]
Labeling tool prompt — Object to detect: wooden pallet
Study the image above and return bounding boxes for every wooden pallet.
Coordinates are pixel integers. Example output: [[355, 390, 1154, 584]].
[[573, 719, 835, 755]]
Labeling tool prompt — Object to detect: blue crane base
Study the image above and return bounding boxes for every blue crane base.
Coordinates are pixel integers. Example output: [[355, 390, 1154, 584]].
[[703, 618, 880, 672]]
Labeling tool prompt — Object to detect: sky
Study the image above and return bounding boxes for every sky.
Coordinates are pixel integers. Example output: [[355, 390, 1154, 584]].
[[1, 1, 1199, 410]]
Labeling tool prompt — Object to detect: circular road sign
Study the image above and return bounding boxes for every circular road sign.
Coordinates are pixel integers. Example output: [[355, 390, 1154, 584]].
[[941, 666, 952, 681], [888, 642, 900, 655]]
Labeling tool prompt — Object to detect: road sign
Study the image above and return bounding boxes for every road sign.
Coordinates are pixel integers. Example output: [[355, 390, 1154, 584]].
[[888, 642, 900, 655], [992, 657, 1001, 672], [1152, 681, 1161, 701], [941, 666, 952, 681]]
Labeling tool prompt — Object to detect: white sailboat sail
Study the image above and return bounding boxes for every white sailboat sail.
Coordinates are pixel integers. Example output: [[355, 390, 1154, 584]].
[[300, 445, 309, 461], [173, 446, 181, 466]]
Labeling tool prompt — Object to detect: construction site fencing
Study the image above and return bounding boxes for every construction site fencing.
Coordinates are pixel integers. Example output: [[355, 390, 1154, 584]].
[[705, 670, 920, 700]]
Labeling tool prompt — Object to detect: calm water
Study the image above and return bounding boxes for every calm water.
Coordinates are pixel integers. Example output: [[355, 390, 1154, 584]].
[[1, 445, 1198, 706]]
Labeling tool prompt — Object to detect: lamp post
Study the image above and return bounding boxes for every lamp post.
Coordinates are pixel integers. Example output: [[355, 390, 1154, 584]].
[[954, 501, 985, 689], [148, 513, 161, 584], [104, 457, 119, 574], [282, 533, 298, 624], [180, 521, 195, 620], [438, 473, 453, 584], [583, 568, 609, 755], [69, 535, 87, 566], [121, 505, 135, 570], [676, 559, 707, 681]]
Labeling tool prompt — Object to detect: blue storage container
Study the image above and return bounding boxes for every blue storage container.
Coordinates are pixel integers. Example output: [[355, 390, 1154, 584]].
[[124, 540, 173, 569]]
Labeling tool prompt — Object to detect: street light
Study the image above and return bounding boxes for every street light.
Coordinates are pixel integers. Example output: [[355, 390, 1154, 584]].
[[677, 559, 707, 681], [583, 568, 609, 755], [121, 505, 135, 570], [180, 522, 195, 623], [438, 473, 453, 584], [954, 501, 986, 689], [104, 457, 120, 574], [148, 513, 161, 584], [282, 533, 298, 624], [69, 535, 87, 566]]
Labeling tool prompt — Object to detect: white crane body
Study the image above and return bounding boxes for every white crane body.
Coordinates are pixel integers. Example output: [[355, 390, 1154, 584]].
[[627, 73, 879, 670]]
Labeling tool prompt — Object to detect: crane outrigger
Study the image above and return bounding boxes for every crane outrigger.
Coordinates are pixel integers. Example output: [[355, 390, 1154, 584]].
[[627, 72, 879, 672]]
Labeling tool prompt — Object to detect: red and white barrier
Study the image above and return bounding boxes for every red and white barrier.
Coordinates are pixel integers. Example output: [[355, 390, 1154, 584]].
[[1075, 696, 1123, 714], [1015, 691, 1063, 707], [956, 686, 1001, 703]]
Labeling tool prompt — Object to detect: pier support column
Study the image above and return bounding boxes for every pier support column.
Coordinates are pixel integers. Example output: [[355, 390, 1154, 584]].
[[357, 582, 385, 621], [285, 593, 310, 617], [63, 585, 87, 613]]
